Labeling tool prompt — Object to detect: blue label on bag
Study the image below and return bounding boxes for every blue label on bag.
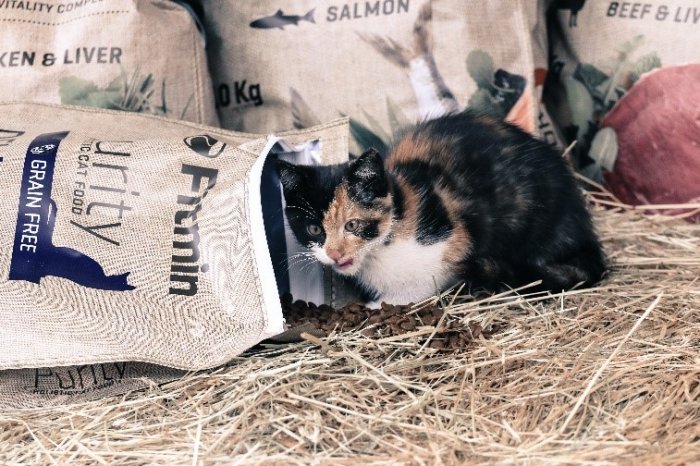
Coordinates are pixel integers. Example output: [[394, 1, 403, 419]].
[[9, 132, 135, 291]]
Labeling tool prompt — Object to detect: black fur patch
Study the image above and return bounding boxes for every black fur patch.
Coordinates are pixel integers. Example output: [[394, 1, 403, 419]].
[[389, 175, 405, 221], [393, 161, 453, 245], [276, 160, 347, 248], [346, 149, 389, 208], [358, 220, 380, 240]]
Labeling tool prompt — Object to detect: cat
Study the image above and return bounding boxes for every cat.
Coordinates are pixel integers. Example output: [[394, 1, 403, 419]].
[[276, 110, 606, 306]]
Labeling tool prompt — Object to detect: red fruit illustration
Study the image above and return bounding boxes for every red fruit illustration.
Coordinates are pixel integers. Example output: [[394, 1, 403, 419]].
[[601, 64, 700, 220]]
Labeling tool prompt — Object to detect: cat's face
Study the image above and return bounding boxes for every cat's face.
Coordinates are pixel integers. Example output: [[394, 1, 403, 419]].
[[276, 149, 393, 276]]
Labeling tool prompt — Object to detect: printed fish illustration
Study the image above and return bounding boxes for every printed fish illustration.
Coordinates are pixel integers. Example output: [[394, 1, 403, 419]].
[[250, 9, 315, 30], [359, 3, 459, 119]]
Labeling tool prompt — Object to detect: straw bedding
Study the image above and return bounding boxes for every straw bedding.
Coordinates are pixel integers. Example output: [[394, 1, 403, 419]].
[[1, 196, 699, 465]]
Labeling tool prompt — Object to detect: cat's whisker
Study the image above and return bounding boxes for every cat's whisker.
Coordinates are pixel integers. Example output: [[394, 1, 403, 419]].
[[285, 204, 317, 219], [285, 251, 320, 272]]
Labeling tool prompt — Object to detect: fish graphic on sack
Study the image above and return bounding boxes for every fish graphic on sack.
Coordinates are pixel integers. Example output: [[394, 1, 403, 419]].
[[250, 8, 316, 29]]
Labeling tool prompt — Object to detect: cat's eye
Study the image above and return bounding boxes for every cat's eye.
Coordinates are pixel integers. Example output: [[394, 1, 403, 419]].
[[344, 220, 361, 232], [306, 224, 323, 236]]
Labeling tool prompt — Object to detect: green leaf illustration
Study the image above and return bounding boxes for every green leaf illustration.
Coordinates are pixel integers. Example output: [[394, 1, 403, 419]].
[[59, 76, 121, 108], [602, 34, 645, 107], [361, 110, 392, 145], [467, 88, 504, 118], [588, 126, 618, 171], [466, 50, 495, 90], [575, 64, 609, 90], [616, 34, 645, 61], [628, 52, 662, 85], [59, 76, 99, 104], [385, 97, 410, 135], [348, 118, 388, 155], [59, 69, 167, 116], [563, 77, 594, 144], [290, 87, 322, 129]]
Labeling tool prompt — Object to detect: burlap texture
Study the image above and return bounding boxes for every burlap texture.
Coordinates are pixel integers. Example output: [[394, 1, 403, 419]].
[[544, 0, 700, 178], [204, 0, 543, 150], [0, 102, 349, 375], [0, 362, 186, 409], [0, 0, 218, 125]]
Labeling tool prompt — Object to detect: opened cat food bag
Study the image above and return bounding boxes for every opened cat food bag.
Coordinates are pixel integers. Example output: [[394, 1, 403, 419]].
[[203, 0, 547, 152], [545, 0, 700, 217], [0, 0, 218, 125], [0, 102, 350, 399]]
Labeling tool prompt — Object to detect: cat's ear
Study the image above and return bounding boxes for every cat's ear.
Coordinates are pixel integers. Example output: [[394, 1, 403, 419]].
[[346, 148, 389, 204], [275, 159, 305, 193]]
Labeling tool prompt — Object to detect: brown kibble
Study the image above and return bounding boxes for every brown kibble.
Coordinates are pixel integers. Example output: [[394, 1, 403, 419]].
[[385, 315, 401, 325], [361, 327, 376, 337], [348, 303, 363, 312], [281, 293, 293, 307], [468, 322, 483, 338], [422, 315, 439, 326], [400, 320, 416, 331], [280, 293, 484, 346], [429, 339, 445, 350], [345, 313, 363, 326], [293, 299, 307, 309]]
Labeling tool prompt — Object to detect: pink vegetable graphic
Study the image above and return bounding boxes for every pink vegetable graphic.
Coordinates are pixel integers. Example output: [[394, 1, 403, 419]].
[[600, 64, 700, 220]]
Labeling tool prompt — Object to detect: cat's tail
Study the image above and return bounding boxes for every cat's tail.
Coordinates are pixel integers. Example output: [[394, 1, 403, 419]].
[[533, 240, 608, 292]]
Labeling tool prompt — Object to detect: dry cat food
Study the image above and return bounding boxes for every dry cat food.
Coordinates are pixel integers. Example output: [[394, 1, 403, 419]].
[[282, 294, 494, 351]]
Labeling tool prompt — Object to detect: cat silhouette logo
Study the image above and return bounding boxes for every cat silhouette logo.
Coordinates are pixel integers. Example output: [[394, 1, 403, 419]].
[[9, 132, 135, 292], [183, 134, 227, 159]]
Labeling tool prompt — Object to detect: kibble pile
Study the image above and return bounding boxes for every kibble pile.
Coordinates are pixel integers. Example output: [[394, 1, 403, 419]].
[[281, 294, 493, 351]]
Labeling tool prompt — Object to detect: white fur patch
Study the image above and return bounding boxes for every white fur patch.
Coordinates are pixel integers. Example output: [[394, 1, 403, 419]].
[[358, 238, 456, 305], [312, 246, 334, 266]]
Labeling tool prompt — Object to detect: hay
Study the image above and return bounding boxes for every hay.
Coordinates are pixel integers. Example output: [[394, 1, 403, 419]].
[[1, 201, 699, 465]]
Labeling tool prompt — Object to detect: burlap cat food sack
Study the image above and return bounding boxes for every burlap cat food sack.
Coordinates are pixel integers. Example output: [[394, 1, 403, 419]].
[[0, 362, 186, 409], [204, 0, 546, 153], [0, 102, 350, 388], [545, 0, 700, 218], [0, 0, 218, 125]]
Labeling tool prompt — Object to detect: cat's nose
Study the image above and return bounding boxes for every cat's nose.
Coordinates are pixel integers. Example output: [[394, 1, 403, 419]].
[[327, 249, 343, 262]]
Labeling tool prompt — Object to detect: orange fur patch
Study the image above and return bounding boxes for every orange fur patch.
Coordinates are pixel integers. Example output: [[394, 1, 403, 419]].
[[390, 175, 418, 239], [434, 186, 472, 265], [321, 184, 392, 258], [387, 132, 463, 175]]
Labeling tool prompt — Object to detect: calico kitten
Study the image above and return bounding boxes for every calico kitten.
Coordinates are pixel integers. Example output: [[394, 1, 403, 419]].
[[276, 111, 606, 305]]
